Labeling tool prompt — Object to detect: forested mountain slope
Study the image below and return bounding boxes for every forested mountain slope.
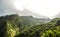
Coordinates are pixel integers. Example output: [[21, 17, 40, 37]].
[[1, 14, 60, 37], [15, 18, 60, 37]]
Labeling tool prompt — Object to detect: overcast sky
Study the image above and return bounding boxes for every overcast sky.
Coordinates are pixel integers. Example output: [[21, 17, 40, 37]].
[[0, 0, 60, 18]]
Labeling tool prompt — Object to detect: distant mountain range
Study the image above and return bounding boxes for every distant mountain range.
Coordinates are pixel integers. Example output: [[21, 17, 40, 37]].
[[0, 14, 50, 26]]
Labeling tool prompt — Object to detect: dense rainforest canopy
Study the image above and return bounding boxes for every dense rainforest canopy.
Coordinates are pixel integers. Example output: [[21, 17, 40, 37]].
[[0, 14, 60, 37]]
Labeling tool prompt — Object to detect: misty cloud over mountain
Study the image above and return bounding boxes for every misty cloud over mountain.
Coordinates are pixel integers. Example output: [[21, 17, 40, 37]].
[[0, 0, 47, 18], [0, 0, 60, 19]]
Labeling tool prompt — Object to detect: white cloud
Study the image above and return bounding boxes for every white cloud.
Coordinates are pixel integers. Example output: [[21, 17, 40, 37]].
[[0, 0, 60, 18]]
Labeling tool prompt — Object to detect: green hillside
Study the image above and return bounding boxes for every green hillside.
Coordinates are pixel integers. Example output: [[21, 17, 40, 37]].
[[0, 14, 60, 37]]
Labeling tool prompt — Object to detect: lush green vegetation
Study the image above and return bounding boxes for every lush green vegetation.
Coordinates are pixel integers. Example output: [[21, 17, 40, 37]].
[[0, 14, 60, 37]]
